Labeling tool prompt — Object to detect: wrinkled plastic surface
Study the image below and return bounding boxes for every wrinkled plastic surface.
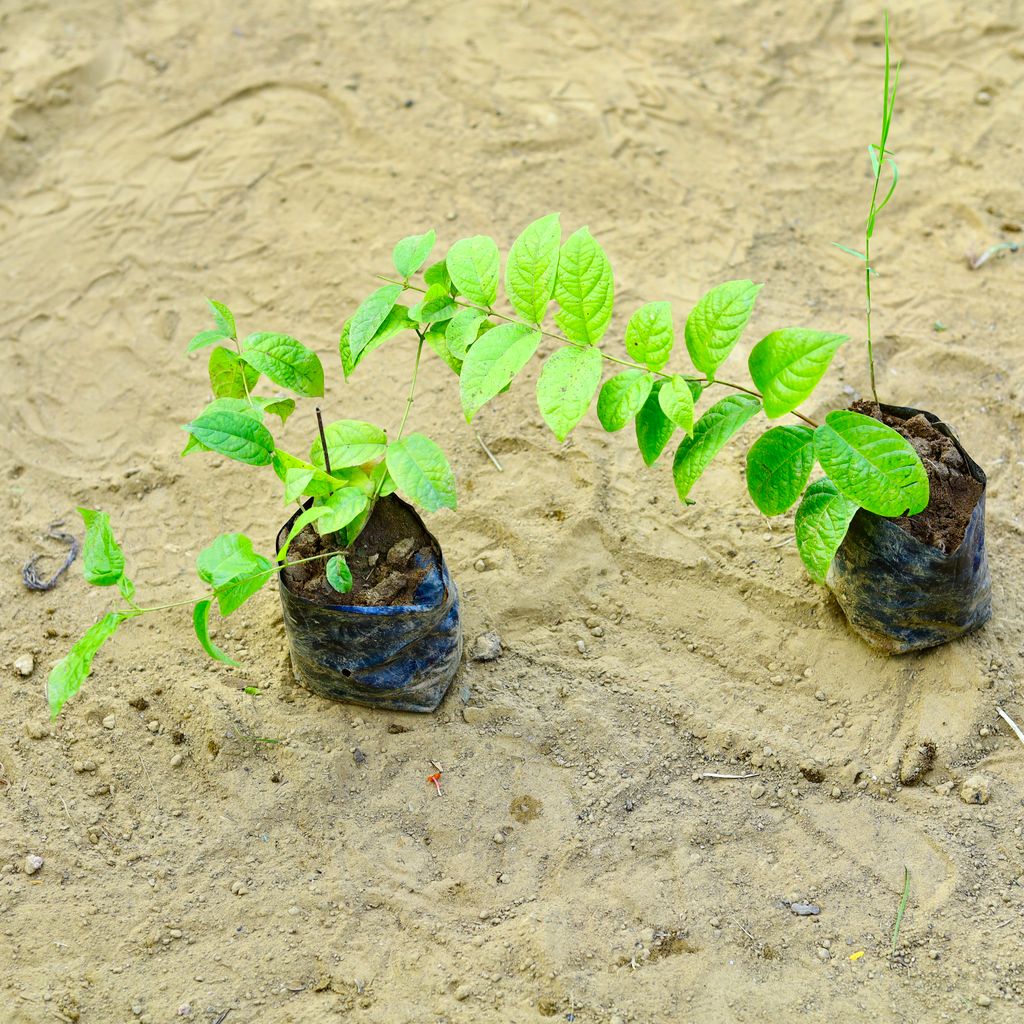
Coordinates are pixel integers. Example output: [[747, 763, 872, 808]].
[[276, 496, 461, 711], [827, 404, 991, 654]]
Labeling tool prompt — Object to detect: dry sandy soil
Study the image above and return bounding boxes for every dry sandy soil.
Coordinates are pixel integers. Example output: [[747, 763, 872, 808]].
[[2, 1, 1024, 1021]]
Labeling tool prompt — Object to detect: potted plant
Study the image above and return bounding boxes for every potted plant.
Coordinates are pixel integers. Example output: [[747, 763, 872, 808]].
[[47, 280, 464, 719]]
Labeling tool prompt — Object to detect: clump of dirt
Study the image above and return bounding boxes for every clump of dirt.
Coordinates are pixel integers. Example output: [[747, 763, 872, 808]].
[[852, 401, 984, 552], [280, 497, 434, 607]]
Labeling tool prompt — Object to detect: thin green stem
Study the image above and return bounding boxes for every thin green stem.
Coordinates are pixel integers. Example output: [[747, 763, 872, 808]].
[[378, 276, 820, 428], [232, 336, 255, 407]]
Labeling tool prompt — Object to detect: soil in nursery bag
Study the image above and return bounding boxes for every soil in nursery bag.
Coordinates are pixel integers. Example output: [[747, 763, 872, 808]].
[[852, 400, 984, 551], [281, 499, 434, 607]]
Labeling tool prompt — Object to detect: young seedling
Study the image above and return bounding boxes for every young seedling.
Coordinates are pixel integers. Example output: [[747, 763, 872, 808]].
[[340, 210, 927, 589], [48, 293, 459, 718]]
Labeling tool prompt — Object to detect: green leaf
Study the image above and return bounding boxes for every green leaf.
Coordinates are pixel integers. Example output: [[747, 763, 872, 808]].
[[393, 229, 436, 279], [672, 395, 762, 502], [196, 533, 273, 616], [283, 467, 315, 502], [794, 478, 860, 583], [349, 284, 403, 358], [505, 212, 561, 324], [181, 434, 209, 456], [814, 411, 929, 517], [77, 508, 126, 587], [536, 344, 603, 442], [658, 375, 696, 434], [624, 301, 674, 371], [340, 305, 415, 378], [187, 329, 232, 353], [745, 425, 817, 515], [423, 260, 452, 292], [748, 329, 847, 419], [241, 333, 324, 398], [252, 396, 295, 424], [596, 370, 653, 432], [425, 327, 464, 376], [684, 280, 762, 381], [310, 420, 388, 470], [410, 284, 459, 324], [277, 506, 331, 562], [273, 450, 337, 497], [208, 346, 260, 399], [370, 461, 397, 498], [386, 433, 457, 512], [553, 227, 614, 345], [445, 235, 500, 306], [192, 599, 239, 666], [117, 575, 136, 602], [48, 612, 133, 718], [635, 379, 676, 465], [832, 242, 867, 261], [207, 299, 236, 339], [318, 487, 369, 533], [185, 407, 275, 466], [459, 323, 541, 421], [326, 555, 354, 594], [445, 308, 488, 360]]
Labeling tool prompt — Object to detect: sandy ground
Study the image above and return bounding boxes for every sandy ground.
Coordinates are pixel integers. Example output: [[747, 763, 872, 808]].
[[2, 1, 1024, 1021]]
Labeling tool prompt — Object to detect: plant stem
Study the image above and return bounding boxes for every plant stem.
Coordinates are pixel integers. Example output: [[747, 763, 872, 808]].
[[378, 276, 820, 428], [395, 333, 425, 443], [315, 406, 332, 476], [232, 337, 255, 407]]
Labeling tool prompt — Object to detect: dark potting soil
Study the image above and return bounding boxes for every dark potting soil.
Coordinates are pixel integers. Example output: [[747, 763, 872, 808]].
[[851, 400, 983, 553], [280, 498, 433, 607]]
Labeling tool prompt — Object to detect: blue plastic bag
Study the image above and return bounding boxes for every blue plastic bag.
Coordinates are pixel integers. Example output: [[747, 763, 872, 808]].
[[827, 405, 991, 653], [276, 496, 461, 711]]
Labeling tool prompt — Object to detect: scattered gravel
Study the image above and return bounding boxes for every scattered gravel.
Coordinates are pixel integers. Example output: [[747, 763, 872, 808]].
[[14, 653, 34, 676]]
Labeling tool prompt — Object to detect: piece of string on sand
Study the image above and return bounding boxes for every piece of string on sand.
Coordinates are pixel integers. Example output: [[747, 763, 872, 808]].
[[23, 522, 80, 591]]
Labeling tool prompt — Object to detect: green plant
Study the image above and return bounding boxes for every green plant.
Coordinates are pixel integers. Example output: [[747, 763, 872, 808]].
[[340, 214, 926, 587], [48, 295, 457, 718]]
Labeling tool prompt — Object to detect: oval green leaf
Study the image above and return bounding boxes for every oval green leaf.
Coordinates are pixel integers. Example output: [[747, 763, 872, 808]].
[[209, 345, 260, 399], [505, 212, 561, 324], [624, 301, 674, 371], [340, 304, 415, 378], [814, 410, 929, 516], [326, 555, 354, 594], [207, 299, 236, 339], [386, 433, 457, 512], [48, 611, 134, 718], [187, 328, 233, 353], [446, 235, 500, 306], [318, 487, 370, 533], [311, 420, 388, 470], [553, 227, 614, 345], [596, 370, 653, 432], [635, 379, 676, 466], [240, 333, 324, 397], [77, 508, 126, 587], [393, 229, 436, 279], [445, 308, 488, 360], [349, 284, 403, 358], [658, 375, 697, 434], [745, 425, 816, 515], [794, 477, 860, 583], [672, 394, 762, 502], [410, 283, 460, 324], [192, 599, 239, 666], [185, 408, 275, 466], [536, 344, 603, 442], [684, 280, 762, 381], [459, 323, 541, 421], [196, 533, 273, 616], [748, 329, 847, 419]]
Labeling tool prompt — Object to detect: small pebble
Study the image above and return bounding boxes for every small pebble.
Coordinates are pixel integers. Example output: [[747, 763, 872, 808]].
[[24, 721, 48, 740], [473, 559, 486, 572], [817, 947, 830, 962], [386, 538, 415, 565], [170, 753, 183, 768], [960, 774, 990, 805], [977, 995, 992, 1007], [576, 640, 587, 654], [590, 626, 604, 638], [24, 854, 44, 876], [791, 902, 820, 916], [102, 715, 116, 730], [14, 654, 34, 677], [750, 783, 766, 799], [492, 832, 505, 845], [830, 786, 842, 800], [454, 984, 471, 1001], [975, 90, 993, 105], [147, 721, 160, 734], [471, 632, 502, 662]]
